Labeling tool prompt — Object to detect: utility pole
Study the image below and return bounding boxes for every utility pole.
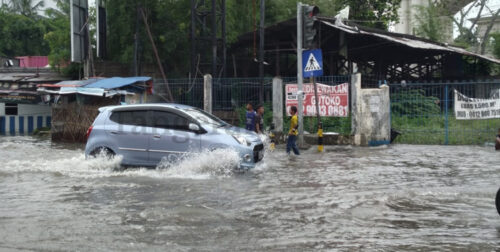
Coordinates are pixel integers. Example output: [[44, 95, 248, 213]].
[[258, 0, 265, 103], [211, 0, 217, 77], [133, 6, 140, 76], [296, 2, 304, 146]]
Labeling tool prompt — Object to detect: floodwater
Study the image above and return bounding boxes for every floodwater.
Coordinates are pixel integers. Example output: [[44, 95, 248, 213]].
[[1, 136, 500, 251]]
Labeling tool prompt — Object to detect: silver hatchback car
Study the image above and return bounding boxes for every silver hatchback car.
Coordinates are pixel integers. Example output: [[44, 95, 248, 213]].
[[85, 104, 264, 169]]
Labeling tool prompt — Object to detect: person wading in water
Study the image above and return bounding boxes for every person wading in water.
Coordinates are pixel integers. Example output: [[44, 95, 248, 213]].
[[287, 106, 300, 156], [255, 104, 265, 134], [245, 103, 256, 132]]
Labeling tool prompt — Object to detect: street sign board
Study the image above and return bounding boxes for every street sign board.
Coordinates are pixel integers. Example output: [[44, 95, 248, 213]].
[[70, 0, 89, 63], [285, 82, 349, 117], [302, 49, 323, 77]]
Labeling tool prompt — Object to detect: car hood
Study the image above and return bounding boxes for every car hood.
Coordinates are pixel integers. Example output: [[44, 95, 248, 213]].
[[204, 124, 262, 142]]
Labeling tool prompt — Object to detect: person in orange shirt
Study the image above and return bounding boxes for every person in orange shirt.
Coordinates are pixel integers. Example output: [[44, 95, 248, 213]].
[[287, 106, 300, 155]]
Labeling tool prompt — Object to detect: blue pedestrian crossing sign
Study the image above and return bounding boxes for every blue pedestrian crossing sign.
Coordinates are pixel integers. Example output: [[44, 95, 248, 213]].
[[302, 49, 323, 77]]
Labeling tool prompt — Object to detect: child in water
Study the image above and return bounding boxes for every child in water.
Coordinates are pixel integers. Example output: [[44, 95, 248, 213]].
[[287, 106, 300, 155], [245, 103, 256, 132], [496, 128, 500, 150]]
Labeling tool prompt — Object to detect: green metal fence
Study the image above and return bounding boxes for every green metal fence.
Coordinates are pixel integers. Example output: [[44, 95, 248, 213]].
[[160, 77, 500, 144], [155, 76, 351, 134], [389, 80, 500, 145], [155, 77, 273, 111]]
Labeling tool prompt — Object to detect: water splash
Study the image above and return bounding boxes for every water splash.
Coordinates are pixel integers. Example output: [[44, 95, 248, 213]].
[[0, 142, 242, 179], [154, 148, 241, 179]]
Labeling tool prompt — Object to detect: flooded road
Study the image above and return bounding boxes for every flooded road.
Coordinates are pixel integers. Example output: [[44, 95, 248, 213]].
[[1, 136, 500, 251]]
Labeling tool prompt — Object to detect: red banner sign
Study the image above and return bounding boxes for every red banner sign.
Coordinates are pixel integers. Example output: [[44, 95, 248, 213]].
[[285, 83, 349, 117]]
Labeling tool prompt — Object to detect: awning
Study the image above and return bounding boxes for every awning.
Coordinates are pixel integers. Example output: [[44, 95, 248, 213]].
[[37, 78, 102, 88], [37, 87, 135, 97], [84, 76, 151, 89]]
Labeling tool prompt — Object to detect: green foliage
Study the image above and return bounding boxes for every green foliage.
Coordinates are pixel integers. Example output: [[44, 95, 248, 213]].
[[391, 89, 441, 117], [106, 0, 191, 77], [44, 1, 69, 68], [491, 32, 500, 59], [1, 0, 403, 78], [343, 0, 402, 30], [414, 0, 447, 43], [392, 115, 500, 145], [4, 0, 45, 17], [43, 0, 81, 78], [0, 8, 50, 57]]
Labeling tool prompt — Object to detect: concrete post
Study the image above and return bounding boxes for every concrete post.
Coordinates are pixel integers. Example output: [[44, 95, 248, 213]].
[[272, 77, 283, 132], [351, 73, 391, 146], [203, 74, 212, 113]]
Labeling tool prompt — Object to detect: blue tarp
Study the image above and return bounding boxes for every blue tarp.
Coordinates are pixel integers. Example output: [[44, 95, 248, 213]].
[[84, 76, 151, 89]]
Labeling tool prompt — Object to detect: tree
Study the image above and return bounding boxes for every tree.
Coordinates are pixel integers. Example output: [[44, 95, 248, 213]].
[[9, 0, 45, 17], [0, 7, 50, 56], [44, 0, 70, 68], [453, 0, 500, 54], [343, 0, 402, 30], [43, 0, 81, 78], [98, 0, 403, 77], [414, 0, 448, 42]]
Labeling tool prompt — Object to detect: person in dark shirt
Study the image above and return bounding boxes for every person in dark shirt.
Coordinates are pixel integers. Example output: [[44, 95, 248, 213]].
[[496, 128, 500, 150], [255, 104, 265, 134], [245, 103, 256, 131]]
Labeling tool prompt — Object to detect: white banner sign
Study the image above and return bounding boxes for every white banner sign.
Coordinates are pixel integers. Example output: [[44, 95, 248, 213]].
[[454, 90, 500, 120]]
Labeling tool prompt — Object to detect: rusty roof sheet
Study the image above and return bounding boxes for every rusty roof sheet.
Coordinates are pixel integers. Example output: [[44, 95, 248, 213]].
[[321, 19, 500, 64]]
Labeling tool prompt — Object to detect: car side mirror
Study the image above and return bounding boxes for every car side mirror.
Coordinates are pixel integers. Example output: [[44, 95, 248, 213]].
[[189, 123, 200, 132]]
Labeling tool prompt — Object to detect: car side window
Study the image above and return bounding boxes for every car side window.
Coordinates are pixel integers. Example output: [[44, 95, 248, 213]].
[[110, 110, 147, 126], [151, 111, 189, 130]]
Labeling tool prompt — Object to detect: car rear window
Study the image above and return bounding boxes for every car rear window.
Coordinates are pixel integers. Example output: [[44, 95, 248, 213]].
[[109, 110, 148, 126]]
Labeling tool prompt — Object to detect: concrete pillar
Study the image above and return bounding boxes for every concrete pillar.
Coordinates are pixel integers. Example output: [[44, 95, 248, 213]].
[[0, 103, 5, 116], [203, 74, 212, 113], [351, 73, 391, 146], [272, 77, 283, 132]]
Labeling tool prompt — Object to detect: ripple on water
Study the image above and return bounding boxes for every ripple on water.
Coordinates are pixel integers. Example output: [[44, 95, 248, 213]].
[[0, 137, 500, 250]]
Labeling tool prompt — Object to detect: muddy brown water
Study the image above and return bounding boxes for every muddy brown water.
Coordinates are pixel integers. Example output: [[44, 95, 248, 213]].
[[0, 136, 499, 251]]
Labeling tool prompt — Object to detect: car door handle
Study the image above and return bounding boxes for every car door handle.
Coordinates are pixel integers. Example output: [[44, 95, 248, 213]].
[[110, 131, 119, 135], [153, 135, 161, 139]]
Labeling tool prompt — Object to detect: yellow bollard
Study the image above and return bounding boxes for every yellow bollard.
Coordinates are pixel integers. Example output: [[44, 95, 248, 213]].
[[317, 127, 323, 152]]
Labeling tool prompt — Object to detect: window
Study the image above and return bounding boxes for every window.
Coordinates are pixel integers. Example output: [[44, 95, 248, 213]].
[[182, 108, 226, 127], [151, 111, 189, 130], [109, 110, 147, 126], [5, 103, 18, 115]]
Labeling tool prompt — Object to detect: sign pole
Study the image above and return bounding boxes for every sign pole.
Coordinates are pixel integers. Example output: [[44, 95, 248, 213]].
[[297, 2, 304, 147], [312, 76, 323, 152]]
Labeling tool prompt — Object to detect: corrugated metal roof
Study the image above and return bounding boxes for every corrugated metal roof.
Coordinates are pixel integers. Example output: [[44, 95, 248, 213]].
[[38, 78, 102, 88], [321, 19, 500, 64], [84, 76, 151, 89], [0, 72, 66, 82]]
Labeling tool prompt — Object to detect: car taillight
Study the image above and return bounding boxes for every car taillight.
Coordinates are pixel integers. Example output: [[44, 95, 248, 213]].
[[86, 125, 93, 140]]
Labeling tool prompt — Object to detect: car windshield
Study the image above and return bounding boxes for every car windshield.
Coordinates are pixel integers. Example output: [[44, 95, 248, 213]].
[[182, 108, 227, 127]]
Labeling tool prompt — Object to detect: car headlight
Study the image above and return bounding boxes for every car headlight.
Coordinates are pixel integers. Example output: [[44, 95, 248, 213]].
[[232, 134, 251, 146]]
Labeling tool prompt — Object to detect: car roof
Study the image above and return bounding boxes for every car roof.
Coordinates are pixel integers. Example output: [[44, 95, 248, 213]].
[[99, 103, 197, 112]]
